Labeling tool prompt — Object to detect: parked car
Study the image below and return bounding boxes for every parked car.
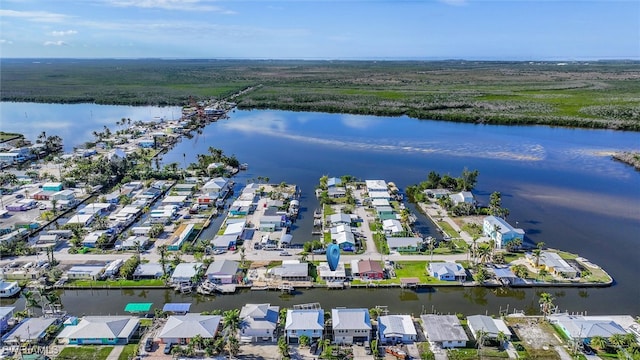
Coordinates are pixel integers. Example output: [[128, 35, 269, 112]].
[[212, 249, 227, 255], [279, 251, 292, 256], [312, 248, 326, 254], [144, 338, 153, 352], [163, 343, 173, 355], [15, 194, 24, 199]]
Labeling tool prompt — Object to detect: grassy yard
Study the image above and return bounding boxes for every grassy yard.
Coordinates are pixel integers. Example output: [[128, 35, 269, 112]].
[[438, 221, 460, 238], [57, 346, 114, 360], [118, 344, 139, 360]]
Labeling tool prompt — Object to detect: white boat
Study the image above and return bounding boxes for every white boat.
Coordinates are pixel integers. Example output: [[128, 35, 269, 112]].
[[0, 280, 21, 298]]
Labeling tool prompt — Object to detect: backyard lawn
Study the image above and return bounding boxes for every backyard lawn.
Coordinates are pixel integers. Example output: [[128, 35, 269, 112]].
[[57, 346, 114, 360]]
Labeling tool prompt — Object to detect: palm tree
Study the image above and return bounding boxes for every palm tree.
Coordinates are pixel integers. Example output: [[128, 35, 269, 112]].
[[369, 307, 383, 321], [538, 292, 555, 320], [22, 290, 42, 317], [222, 309, 241, 357], [277, 335, 290, 358], [590, 335, 607, 351], [476, 329, 487, 357], [476, 243, 492, 264], [496, 331, 508, 350], [538, 268, 549, 281], [610, 333, 627, 348], [157, 245, 168, 278], [511, 264, 528, 279]]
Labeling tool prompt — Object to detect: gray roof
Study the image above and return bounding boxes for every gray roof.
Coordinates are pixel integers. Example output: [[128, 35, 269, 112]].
[[428, 262, 466, 277], [550, 314, 627, 339], [467, 315, 500, 338], [272, 263, 308, 278], [240, 304, 279, 331], [285, 309, 324, 331], [206, 260, 239, 276], [134, 263, 165, 277], [420, 315, 469, 343], [387, 237, 421, 248], [378, 315, 417, 337], [0, 307, 15, 319], [159, 314, 221, 339], [58, 316, 139, 340], [3, 317, 57, 343], [332, 308, 371, 331], [171, 262, 203, 280], [211, 235, 237, 248], [329, 213, 351, 224]]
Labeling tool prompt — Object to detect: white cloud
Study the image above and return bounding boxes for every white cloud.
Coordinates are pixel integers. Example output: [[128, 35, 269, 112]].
[[0, 9, 70, 23], [50, 30, 78, 36], [107, 0, 235, 13], [44, 40, 68, 46], [0, 39, 14, 45]]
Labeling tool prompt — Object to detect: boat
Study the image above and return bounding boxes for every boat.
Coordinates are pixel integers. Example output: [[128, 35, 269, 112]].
[[239, 163, 249, 170], [0, 280, 21, 298]]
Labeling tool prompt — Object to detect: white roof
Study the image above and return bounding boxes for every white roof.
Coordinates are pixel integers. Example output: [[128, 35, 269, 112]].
[[285, 309, 324, 331], [365, 180, 388, 191], [159, 314, 221, 339], [162, 195, 187, 204], [171, 262, 203, 281], [332, 308, 371, 331], [383, 219, 403, 233], [549, 314, 627, 339], [387, 237, 421, 248], [57, 316, 139, 340], [68, 265, 105, 276], [224, 220, 246, 236], [428, 262, 466, 277], [378, 315, 417, 337], [0, 306, 15, 319], [318, 262, 346, 279]]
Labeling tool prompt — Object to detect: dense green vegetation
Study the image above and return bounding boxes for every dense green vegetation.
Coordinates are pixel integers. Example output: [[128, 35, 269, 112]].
[[2, 59, 639, 130]]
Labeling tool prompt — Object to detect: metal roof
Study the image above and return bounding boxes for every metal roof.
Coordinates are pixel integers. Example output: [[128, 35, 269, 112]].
[[162, 303, 192, 313], [124, 303, 153, 313]]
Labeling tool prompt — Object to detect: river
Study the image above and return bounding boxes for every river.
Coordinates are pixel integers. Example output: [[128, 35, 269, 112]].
[[1, 103, 638, 316]]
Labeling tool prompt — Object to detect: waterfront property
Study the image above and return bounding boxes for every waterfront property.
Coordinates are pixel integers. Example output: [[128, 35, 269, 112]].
[[549, 314, 629, 342], [269, 261, 309, 282], [331, 308, 372, 345], [284, 309, 324, 344], [482, 216, 524, 248], [170, 262, 203, 285], [420, 314, 468, 349], [377, 315, 417, 344], [240, 303, 280, 342], [205, 259, 239, 284], [528, 251, 579, 278], [0, 306, 15, 333], [2, 317, 59, 345], [427, 262, 467, 282], [317, 262, 347, 282], [66, 264, 106, 280], [133, 263, 167, 279], [387, 237, 422, 253], [57, 316, 139, 345], [159, 313, 221, 344], [467, 315, 512, 340], [351, 259, 384, 280]]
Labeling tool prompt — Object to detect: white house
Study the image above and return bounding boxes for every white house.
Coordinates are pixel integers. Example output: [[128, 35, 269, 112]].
[[170, 262, 203, 284], [467, 315, 512, 340], [332, 308, 372, 344], [420, 314, 468, 349], [449, 191, 475, 206], [206, 260, 239, 284], [378, 315, 417, 344], [427, 262, 467, 282], [383, 219, 403, 235], [482, 216, 524, 248], [158, 314, 221, 344], [240, 304, 280, 342], [317, 262, 347, 282], [57, 316, 139, 345]]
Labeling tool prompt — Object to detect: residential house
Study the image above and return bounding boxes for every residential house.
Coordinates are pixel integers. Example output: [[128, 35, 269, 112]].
[[0, 306, 14, 333], [166, 223, 195, 251], [210, 234, 238, 251], [383, 219, 403, 235], [57, 316, 139, 345], [424, 189, 450, 199], [41, 182, 63, 192], [467, 315, 512, 340], [449, 191, 475, 206], [116, 235, 149, 250], [206, 260, 239, 284], [376, 206, 396, 221], [387, 237, 422, 253], [365, 180, 387, 193], [270, 261, 309, 282], [332, 308, 372, 344], [133, 263, 167, 279], [378, 315, 417, 344], [420, 315, 468, 349], [170, 262, 203, 285], [350, 259, 384, 280], [328, 187, 346, 198], [285, 309, 324, 344], [67, 265, 105, 280], [158, 314, 221, 345], [2, 317, 58, 345], [318, 262, 347, 282], [327, 177, 342, 187], [200, 177, 229, 199], [528, 251, 578, 278], [482, 216, 524, 248], [82, 230, 111, 248], [427, 262, 467, 282], [549, 314, 628, 342], [328, 213, 352, 227], [331, 226, 356, 251], [240, 304, 280, 342]]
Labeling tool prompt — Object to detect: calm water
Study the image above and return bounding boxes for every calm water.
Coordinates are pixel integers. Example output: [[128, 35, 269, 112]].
[[1, 104, 638, 316]]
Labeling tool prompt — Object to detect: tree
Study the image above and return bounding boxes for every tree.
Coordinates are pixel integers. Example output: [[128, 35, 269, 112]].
[[537, 268, 549, 281], [278, 335, 290, 359], [22, 290, 42, 317], [538, 292, 555, 320], [458, 167, 479, 191], [222, 309, 241, 357], [505, 238, 522, 253], [590, 336, 607, 351], [610, 333, 628, 348], [512, 264, 528, 279], [476, 243, 492, 264], [369, 307, 383, 321], [157, 245, 168, 278], [299, 334, 311, 347], [497, 331, 508, 350], [50, 199, 58, 216]]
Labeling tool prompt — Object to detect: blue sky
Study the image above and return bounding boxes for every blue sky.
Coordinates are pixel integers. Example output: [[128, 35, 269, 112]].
[[0, 0, 638, 60]]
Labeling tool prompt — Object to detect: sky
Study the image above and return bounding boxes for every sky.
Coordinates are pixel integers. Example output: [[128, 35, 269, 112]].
[[0, 0, 638, 60]]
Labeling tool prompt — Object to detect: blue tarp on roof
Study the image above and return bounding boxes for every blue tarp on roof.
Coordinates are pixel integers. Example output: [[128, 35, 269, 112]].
[[162, 303, 192, 313]]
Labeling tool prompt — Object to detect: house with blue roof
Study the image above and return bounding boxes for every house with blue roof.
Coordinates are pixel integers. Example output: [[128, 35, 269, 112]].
[[378, 315, 417, 344], [482, 216, 524, 248], [240, 303, 280, 342], [427, 262, 467, 282]]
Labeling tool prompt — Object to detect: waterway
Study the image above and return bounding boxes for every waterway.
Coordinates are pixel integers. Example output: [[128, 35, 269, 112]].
[[1, 103, 638, 316]]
